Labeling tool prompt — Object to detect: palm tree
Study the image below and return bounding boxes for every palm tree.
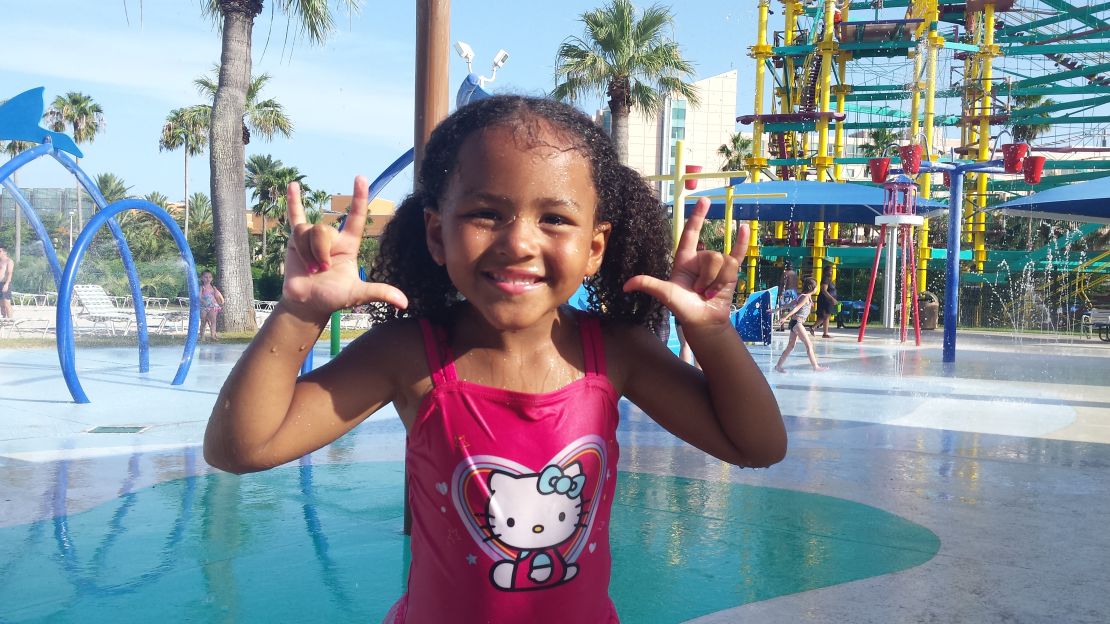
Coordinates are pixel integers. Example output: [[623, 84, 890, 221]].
[[189, 192, 213, 233], [718, 133, 753, 172], [45, 92, 105, 229], [95, 173, 133, 203], [553, 0, 699, 164], [159, 105, 210, 241], [193, 68, 292, 146], [1011, 94, 1058, 144], [304, 189, 332, 213], [200, 0, 359, 331], [245, 155, 306, 259], [858, 128, 901, 158], [2, 140, 34, 261]]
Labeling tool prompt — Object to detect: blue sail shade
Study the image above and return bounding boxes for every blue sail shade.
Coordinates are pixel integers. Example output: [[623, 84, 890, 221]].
[[991, 175, 1110, 225], [673, 180, 947, 223]]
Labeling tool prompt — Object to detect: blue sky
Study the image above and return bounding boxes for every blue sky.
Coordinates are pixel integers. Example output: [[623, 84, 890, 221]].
[[1, 1, 761, 204]]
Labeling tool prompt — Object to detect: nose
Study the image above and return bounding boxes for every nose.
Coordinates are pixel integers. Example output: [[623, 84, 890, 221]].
[[496, 216, 539, 259], [532, 524, 544, 533]]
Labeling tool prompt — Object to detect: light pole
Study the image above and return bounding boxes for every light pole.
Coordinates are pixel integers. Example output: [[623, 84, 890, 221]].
[[68, 210, 75, 250]]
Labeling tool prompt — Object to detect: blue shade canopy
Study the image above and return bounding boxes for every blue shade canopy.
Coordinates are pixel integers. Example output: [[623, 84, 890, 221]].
[[674, 180, 947, 223], [991, 175, 1110, 225]]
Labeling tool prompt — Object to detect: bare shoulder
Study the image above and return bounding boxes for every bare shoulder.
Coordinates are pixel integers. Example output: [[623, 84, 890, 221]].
[[335, 317, 433, 419], [598, 319, 679, 396]]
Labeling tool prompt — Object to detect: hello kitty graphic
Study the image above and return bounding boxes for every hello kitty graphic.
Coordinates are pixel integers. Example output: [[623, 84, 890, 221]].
[[481, 462, 588, 591]]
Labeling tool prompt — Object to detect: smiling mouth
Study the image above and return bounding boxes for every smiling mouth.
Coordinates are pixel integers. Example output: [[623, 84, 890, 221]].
[[486, 271, 544, 294]]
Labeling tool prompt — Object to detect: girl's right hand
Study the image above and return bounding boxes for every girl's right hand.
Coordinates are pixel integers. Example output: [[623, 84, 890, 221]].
[[283, 176, 408, 320]]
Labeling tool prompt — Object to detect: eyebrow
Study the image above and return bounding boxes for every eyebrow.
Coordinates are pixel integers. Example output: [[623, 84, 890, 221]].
[[463, 191, 585, 212]]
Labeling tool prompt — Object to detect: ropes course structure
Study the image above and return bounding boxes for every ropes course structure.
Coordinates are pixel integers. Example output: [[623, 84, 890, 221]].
[[744, 0, 1110, 326]]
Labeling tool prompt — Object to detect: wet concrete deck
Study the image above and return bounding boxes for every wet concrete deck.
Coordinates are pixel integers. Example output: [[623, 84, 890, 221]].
[[1, 327, 1108, 623]]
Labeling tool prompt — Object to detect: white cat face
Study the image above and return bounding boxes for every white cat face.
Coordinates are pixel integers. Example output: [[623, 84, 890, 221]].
[[486, 463, 585, 551]]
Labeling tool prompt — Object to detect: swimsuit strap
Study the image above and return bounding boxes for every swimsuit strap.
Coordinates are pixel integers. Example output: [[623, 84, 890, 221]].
[[578, 313, 606, 378], [417, 319, 458, 386]]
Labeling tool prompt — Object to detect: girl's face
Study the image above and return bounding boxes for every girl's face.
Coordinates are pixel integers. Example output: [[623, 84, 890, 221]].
[[426, 121, 610, 331], [201, 273, 212, 284]]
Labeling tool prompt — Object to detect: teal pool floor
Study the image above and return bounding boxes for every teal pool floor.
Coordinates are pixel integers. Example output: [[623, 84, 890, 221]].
[[1, 329, 1108, 623]]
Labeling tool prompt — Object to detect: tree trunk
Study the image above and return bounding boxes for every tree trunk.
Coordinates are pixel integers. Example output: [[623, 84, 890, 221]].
[[607, 78, 632, 165], [184, 149, 190, 242], [13, 169, 21, 262], [210, 4, 260, 332], [74, 157, 83, 228]]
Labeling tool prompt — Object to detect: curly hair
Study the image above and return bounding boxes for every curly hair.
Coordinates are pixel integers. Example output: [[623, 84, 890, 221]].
[[369, 95, 672, 332]]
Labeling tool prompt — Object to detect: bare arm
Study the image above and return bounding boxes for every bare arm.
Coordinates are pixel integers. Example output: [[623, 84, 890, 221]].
[[780, 294, 810, 321], [214, 287, 225, 306], [204, 177, 408, 474], [621, 198, 785, 468]]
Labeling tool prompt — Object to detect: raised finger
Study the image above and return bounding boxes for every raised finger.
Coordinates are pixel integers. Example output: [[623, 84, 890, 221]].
[[306, 224, 336, 271], [693, 251, 725, 295], [287, 182, 306, 228], [703, 255, 741, 300], [730, 222, 751, 261], [341, 176, 370, 239], [677, 197, 710, 256]]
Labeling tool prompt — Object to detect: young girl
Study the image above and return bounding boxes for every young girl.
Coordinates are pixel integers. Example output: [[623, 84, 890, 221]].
[[198, 270, 224, 341], [204, 96, 785, 624], [774, 276, 828, 373]]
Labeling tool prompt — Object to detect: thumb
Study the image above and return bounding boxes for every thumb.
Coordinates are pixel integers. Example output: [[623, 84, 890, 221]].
[[623, 275, 675, 306], [351, 282, 409, 310]]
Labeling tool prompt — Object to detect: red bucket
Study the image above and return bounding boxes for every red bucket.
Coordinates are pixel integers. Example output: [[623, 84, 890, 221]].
[[1023, 155, 1046, 184], [868, 158, 891, 183], [684, 164, 702, 190], [899, 144, 923, 175], [1002, 143, 1028, 174]]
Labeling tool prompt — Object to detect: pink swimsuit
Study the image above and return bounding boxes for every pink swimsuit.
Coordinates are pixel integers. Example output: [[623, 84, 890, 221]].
[[384, 314, 621, 624]]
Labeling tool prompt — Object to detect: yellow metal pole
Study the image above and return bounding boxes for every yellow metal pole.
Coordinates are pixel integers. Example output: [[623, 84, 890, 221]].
[[830, 53, 848, 250], [724, 185, 735, 256], [747, 219, 760, 292], [748, 0, 772, 183], [673, 139, 686, 252], [973, 3, 996, 273], [833, 56, 848, 183], [919, 12, 942, 293], [811, 0, 836, 291], [744, 0, 773, 290]]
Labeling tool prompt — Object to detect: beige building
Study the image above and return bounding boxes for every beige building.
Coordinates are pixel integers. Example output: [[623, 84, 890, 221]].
[[597, 70, 739, 199], [241, 196, 395, 236]]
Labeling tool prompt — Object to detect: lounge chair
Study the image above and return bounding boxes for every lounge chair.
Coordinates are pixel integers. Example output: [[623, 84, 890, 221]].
[[72, 284, 182, 335]]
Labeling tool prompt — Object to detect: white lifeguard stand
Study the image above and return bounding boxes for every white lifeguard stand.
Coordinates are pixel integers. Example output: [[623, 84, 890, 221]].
[[857, 174, 924, 345]]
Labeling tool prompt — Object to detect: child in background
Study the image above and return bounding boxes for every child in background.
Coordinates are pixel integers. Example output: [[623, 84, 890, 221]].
[[204, 96, 785, 624], [198, 270, 224, 341], [774, 276, 828, 373]]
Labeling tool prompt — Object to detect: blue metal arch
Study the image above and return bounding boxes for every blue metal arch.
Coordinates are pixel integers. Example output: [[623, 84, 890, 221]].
[[50, 149, 154, 374], [57, 198, 201, 403], [0, 143, 65, 285]]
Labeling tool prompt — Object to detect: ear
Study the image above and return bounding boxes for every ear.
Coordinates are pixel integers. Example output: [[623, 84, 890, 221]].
[[585, 221, 611, 277], [489, 469, 513, 492], [424, 208, 446, 266], [563, 462, 582, 478]]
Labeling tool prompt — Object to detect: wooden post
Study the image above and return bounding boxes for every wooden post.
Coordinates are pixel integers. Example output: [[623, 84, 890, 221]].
[[407, 0, 450, 537], [414, 0, 451, 182]]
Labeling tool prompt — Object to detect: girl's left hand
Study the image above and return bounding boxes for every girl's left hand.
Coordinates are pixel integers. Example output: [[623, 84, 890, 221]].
[[623, 197, 749, 328]]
